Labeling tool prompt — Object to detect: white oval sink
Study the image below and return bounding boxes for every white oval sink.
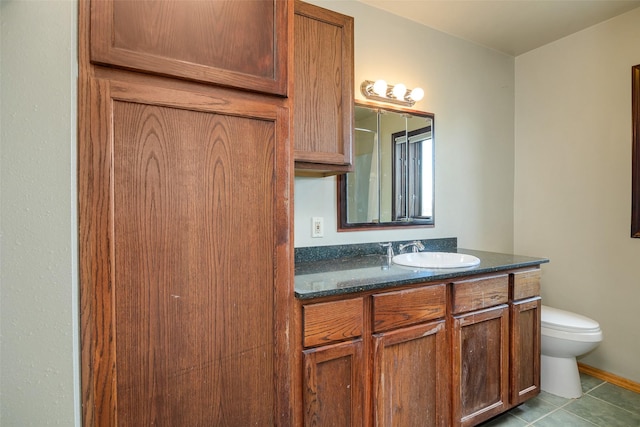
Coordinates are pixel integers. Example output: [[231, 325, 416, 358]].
[[392, 252, 481, 269]]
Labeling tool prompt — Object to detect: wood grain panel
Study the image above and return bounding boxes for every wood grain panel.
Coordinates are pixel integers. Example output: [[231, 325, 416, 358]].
[[113, 102, 274, 425], [80, 77, 117, 426], [79, 77, 292, 426], [512, 269, 541, 301], [451, 275, 509, 314], [91, 0, 289, 95], [510, 298, 541, 405], [372, 321, 449, 426], [452, 305, 509, 427], [294, 0, 353, 166], [303, 298, 363, 347], [303, 339, 364, 427], [372, 284, 446, 332]]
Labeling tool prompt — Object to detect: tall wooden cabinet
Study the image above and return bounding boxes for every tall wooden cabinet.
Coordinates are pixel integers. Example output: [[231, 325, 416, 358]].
[[79, 1, 293, 425]]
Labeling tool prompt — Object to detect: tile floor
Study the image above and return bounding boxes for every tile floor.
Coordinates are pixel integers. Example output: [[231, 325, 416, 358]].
[[480, 373, 640, 426]]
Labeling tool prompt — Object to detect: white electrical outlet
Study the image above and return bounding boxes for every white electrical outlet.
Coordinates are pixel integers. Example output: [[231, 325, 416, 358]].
[[311, 217, 324, 238]]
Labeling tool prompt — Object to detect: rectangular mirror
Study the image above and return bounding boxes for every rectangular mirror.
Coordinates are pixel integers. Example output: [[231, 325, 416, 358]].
[[338, 101, 435, 230]]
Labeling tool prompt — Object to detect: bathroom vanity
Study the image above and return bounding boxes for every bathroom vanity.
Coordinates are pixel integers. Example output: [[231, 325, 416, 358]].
[[294, 240, 549, 426]]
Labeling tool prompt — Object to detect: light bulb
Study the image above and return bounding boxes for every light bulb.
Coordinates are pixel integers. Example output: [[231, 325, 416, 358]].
[[372, 80, 387, 96], [410, 87, 424, 102], [392, 83, 407, 99]]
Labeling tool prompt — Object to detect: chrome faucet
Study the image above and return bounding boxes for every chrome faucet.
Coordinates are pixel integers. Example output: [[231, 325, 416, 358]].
[[379, 242, 394, 270], [399, 240, 425, 253], [380, 242, 395, 259]]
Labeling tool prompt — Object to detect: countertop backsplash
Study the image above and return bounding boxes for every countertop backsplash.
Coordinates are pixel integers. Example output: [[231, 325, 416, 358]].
[[294, 237, 458, 264]]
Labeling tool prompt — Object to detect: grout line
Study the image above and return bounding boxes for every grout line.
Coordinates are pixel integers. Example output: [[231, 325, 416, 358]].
[[555, 380, 640, 426], [555, 409, 600, 427], [493, 376, 640, 426], [511, 386, 598, 426], [525, 406, 564, 424], [525, 402, 600, 427], [583, 384, 640, 417], [583, 379, 607, 394]]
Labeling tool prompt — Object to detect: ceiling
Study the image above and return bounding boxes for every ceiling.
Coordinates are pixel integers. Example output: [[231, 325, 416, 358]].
[[356, 0, 640, 56]]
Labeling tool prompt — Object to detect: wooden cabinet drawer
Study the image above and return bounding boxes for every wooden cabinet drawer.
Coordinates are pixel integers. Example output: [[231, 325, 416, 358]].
[[303, 298, 364, 348], [372, 284, 446, 332], [512, 269, 541, 301], [451, 275, 509, 314]]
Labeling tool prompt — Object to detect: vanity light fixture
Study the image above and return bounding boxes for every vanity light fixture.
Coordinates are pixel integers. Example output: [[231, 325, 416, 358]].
[[361, 79, 424, 107]]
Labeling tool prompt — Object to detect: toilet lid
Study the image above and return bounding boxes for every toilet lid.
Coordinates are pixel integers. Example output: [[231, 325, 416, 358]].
[[541, 305, 601, 333]]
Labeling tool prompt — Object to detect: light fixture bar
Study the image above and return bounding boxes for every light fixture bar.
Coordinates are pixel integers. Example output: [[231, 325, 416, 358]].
[[360, 79, 423, 107]]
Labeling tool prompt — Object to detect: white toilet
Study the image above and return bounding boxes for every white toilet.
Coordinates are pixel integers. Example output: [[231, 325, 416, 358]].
[[540, 305, 603, 398]]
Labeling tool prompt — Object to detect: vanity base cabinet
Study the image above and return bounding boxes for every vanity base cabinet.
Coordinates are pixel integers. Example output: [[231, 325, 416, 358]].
[[452, 305, 510, 427], [372, 320, 450, 426], [296, 267, 543, 427], [303, 339, 364, 427]]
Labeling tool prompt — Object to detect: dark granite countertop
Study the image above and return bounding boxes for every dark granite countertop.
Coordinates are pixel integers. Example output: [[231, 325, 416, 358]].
[[295, 241, 549, 300]]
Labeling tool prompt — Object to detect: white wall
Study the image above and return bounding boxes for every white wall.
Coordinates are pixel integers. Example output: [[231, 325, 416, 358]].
[[295, 1, 516, 253], [1, 1, 80, 425], [515, 8, 640, 382]]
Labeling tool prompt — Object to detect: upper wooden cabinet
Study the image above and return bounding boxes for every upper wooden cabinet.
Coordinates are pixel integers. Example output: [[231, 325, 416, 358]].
[[90, 0, 290, 96], [294, 0, 354, 174]]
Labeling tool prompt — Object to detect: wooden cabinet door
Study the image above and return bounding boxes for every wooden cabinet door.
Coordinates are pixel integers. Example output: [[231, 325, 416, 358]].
[[452, 305, 509, 427], [90, 0, 289, 96], [294, 0, 354, 172], [510, 297, 541, 405], [79, 78, 292, 426], [372, 320, 449, 427], [303, 339, 364, 427]]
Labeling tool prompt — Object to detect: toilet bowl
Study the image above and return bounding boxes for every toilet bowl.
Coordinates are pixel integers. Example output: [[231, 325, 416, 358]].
[[540, 305, 603, 398]]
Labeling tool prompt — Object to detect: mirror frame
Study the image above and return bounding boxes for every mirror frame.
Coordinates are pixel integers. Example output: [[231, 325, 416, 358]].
[[632, 64, 640, 237], [337, 100, 435, 231]]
